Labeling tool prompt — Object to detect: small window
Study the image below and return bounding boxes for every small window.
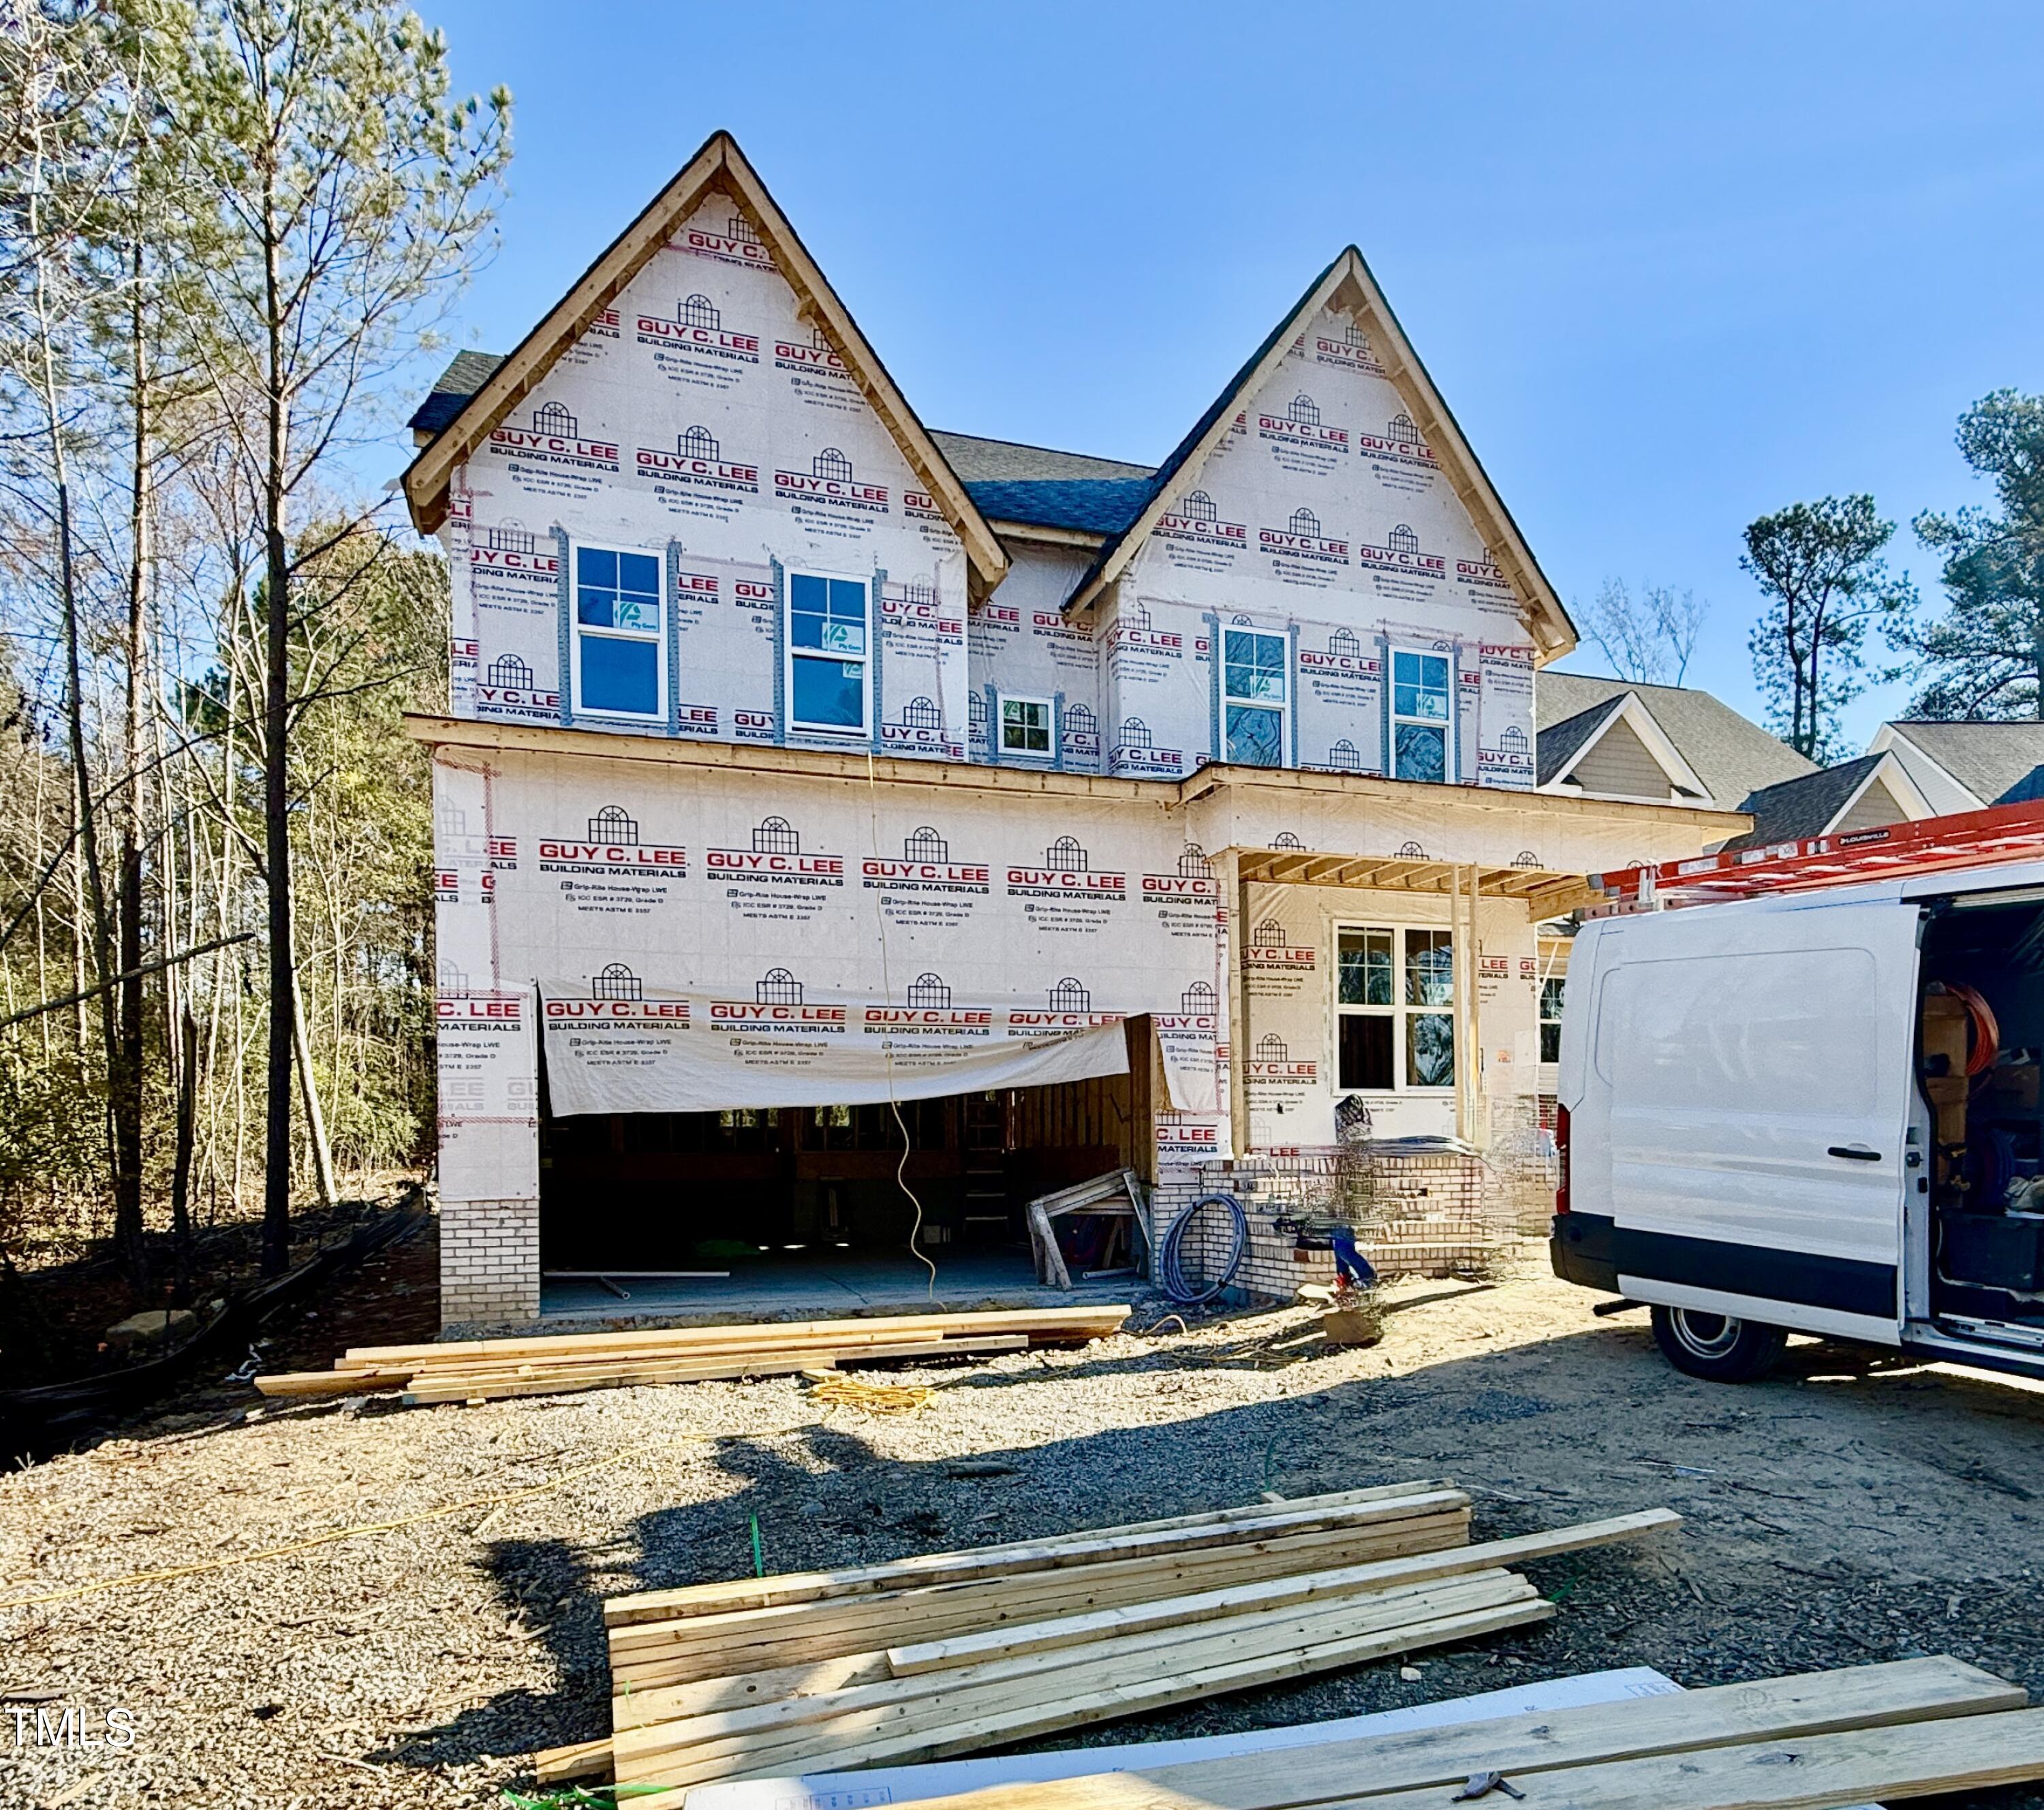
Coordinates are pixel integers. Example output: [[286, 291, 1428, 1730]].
[[1540, 976, 1566, 1063], [1223, 627, 1287, 767], [572, 544, 664, 719], [1336, 925, 1455, 1091], [786, 572, 870, 735], [1000, 695, 1054, 758], [1392, 649, 1451, 783]]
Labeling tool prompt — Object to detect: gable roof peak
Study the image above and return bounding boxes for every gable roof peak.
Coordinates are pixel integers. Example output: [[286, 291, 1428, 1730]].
[[1062, 245, 1573, 659], [401, 129, 1008, 597]]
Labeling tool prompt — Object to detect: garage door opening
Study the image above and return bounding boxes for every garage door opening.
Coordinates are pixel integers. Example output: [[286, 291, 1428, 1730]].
[[536, 1029, 1151, 1319]]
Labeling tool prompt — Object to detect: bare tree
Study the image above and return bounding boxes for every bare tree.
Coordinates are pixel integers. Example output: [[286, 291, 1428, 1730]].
[[1575, 577, 1709, 687]]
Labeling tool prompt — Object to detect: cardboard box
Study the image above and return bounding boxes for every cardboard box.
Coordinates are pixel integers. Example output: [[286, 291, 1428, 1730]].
[[1922, 988, 1972, 1078]]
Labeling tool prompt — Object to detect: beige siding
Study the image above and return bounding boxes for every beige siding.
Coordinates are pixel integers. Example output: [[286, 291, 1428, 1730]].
[[1834, 775, 1910, 834], [1567, 719, 1675, 800]]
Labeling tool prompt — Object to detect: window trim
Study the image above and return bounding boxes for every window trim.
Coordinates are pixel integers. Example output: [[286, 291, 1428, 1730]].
[[569, 538, 666, 723], [1222, 624, 1289, 768], [997, 691, 1057, 761], [1389, 645, 1453, 784], [784, 566, 873, 739], [1334, 921, 1457, 1093]]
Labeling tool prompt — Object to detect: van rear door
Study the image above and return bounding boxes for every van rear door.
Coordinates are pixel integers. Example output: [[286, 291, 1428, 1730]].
[[1588, 898, 1919, 1343]]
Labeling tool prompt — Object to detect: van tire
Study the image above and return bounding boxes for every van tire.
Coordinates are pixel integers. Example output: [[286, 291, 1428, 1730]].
[[1650, 1305, 1787, 1382]]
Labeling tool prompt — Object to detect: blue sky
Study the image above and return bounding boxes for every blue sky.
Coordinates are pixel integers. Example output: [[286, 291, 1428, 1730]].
[[409, 1, 2044, 753]]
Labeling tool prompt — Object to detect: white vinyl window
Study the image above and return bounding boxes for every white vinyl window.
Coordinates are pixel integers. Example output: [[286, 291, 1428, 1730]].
[[572, 543, 664, 720], [999, 693, 1055, 758], [786, 570, 871, 736], [1391, 649, 1451, 782], [1540, 975, 1566, 1063], [1335, 925, 1455, 1091], [1223, 627, 1287, 766]]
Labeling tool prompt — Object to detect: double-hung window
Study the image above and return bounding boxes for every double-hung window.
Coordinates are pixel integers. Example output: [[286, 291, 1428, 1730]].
[[573, 544, 664, 719], [786, 571, 870, 736], [1391, 649, 1451, 782], [1539, 974, 1566, 1063], [1000, 693, 1055, 759], [1223, 627, 1287, 766], [1335, 925, 1455, 1090]]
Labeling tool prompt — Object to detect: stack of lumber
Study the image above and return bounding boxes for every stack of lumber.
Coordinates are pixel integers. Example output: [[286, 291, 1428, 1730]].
[[251, 1303, 1128, 1406], [536, 1481, 1682, 1799], [890, 1655, 2044, 1810]]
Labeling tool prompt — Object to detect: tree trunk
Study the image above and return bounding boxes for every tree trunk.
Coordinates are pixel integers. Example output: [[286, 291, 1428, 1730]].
[[171, 1007, 198, 1307], [260, 178, 295, 1275], [291, 970, 338, 1208], [113, 254, 150, 1288]]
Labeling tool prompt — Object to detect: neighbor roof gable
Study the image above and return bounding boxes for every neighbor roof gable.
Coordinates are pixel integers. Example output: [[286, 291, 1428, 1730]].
[[1064, 247, 1575, 659], [401, 132, 1008, 597], [1538, 690, 1708, 801]]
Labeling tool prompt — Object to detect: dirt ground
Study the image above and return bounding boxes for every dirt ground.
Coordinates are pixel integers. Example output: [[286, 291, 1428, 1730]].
[[6, 1251, 2044, 1809]]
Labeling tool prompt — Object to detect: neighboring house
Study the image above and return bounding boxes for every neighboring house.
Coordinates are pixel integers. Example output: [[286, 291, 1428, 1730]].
[[1720, 751, 1935, 852], [1536, 672, 1818, 815], [403, 132, 1746, 1328], [1868, 720, 2044, 815]]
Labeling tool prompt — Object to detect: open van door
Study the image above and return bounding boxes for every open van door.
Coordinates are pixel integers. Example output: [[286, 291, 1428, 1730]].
[[1583, 898, 1920, 1344]]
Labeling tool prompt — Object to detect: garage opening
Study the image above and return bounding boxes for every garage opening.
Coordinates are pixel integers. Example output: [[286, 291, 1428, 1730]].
[[535, 1022, 1151, 1318]]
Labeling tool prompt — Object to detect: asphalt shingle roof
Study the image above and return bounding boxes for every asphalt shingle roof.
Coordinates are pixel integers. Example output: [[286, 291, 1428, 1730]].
[[1535, 671, 1814, 811], [1534, 696, 1628, 787], [961, 479, 1154, 537], [930, 431, 1153, 486], [1887, 721, 2044, 806], [1722, 755, 1884, 850], [409, 351, 506, 436]]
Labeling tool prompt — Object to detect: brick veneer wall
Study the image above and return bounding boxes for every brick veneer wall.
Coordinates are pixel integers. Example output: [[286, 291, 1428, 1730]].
[[440, 1196, 541, 1328]]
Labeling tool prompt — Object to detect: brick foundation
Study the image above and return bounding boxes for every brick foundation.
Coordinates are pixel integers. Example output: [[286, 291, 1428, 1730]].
[[439, 1196, 541, 1329], [1147, 1130, 1548, 1306]]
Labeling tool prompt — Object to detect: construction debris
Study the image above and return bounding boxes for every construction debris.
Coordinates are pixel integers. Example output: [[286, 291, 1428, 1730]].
[[533, 1482, 1681, 1798], [251, 1305, 1128, 1407]]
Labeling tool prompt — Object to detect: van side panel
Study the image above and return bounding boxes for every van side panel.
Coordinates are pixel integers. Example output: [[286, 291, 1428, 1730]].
[[1568, 900, 1918, 1339]]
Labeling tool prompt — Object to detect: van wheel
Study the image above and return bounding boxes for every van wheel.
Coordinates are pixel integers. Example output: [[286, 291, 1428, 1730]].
[[1650, 1306, 1786, 1382]]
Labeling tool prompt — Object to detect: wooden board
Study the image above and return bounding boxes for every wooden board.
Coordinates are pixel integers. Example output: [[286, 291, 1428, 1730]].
[[606, 1518, 1472, 1689], [398, 1335, 1029, 1404], [874, 1657, 2027, 1810], [606, 1490, 1470, 1625], [1346, 1702, 2044, 1810], [613, 1575, 1541, 1786], [341, 1304, 1130, 1369], [623, 1596, 1555, 1803], [885, 1510, 1677, 1676]]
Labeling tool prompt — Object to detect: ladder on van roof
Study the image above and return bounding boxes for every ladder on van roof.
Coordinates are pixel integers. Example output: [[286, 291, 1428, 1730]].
[[1588, 797, 2044, 914]]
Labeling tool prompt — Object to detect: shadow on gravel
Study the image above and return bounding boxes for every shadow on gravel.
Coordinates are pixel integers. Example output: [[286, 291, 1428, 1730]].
[[371, 1531, 612, 1770], [375, 1305, 2044, 1780]]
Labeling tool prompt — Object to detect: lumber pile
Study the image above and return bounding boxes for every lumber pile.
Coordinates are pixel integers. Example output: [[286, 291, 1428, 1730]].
[[535, 1482, 1682, 1799], [887, 1655, 2043, 1810], [251, 1303, 1127, 1406]]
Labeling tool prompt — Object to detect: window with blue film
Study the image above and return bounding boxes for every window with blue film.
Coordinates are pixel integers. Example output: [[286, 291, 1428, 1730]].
[[573, 545, 664, 718], [788, 574, 869, 733], [1392, 649, 1450, 782], [1223, 627, 1287, 767]]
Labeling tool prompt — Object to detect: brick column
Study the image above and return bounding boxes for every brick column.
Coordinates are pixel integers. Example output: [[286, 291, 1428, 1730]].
[[439, 1196, 542, 1329]]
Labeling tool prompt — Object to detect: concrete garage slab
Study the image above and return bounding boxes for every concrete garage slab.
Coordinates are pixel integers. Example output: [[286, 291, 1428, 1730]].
[[536, 1246, 1141, 1328]]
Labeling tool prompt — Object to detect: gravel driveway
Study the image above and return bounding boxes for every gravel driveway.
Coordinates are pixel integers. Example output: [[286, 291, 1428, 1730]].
[[6, 1258, 2044, 1809]]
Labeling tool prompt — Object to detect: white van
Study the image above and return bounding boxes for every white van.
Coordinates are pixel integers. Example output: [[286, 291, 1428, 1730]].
[[1551, 861, 2044, 1383]]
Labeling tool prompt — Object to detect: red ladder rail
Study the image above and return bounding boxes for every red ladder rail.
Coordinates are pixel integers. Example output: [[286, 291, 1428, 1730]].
[[1589, 798, 2044, 913]]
